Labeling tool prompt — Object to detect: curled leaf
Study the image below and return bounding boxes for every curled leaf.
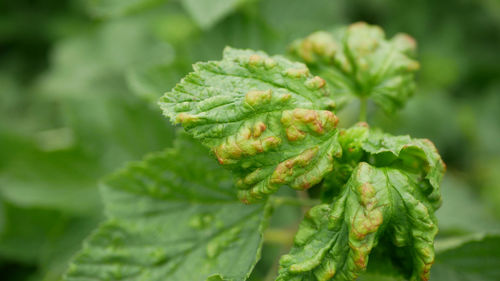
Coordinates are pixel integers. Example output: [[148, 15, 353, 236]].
[[289, 22, 419, 112], [278, 162, 438, 281], [280, 123, 445, 280], [325, 123, 445, 209], [160, 47, 342, 203]]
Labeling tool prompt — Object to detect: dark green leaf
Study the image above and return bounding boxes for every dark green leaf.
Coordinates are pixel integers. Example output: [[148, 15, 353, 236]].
[[432, 235, 500, 280], [181, 0, 247, 29], [64, 136, 272, 281], [0, 146, 101, 214], [437, 174, 500, 235], [86, 0, 166, 18]]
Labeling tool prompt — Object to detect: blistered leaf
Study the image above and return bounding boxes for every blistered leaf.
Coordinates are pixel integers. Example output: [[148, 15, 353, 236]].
[[160, 47, 341, 203], [64, 136, 271, 281], [289, 22, 419, 113], [277, 162, 439, 281], [325, 123, 444, 209], [279, 123, 445, 280], [360, 127, 445, 209]]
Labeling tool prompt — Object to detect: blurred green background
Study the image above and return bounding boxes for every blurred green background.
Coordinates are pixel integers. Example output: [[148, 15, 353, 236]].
[[1, 0, 499, 280]]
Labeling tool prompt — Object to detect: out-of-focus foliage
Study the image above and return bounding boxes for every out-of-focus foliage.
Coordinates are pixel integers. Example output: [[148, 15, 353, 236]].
[[1, 0, 499, 280], [66, 134, 272, 281], [432, 235, 500, 280]]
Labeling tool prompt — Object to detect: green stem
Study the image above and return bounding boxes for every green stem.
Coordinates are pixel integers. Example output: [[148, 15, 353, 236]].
[[359, 98, 367, 122], [270, 196, 320, 207]]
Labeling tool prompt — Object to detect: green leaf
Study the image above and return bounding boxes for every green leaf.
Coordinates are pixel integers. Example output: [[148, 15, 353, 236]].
[[259, 0, 345, 37], [278, 123, 445, 280], [160, 47, 342, 203], [360, 129, 445, 210], [39, 215, 102, 281], [432, 235, 500, 280], [0, 199, 100, 281], [126, 63, 186, 103], [38, 18, 176, 169], [326, 123, 444, 209], [181, 0, 247, 29], [0, 202, 65, 263], [357, 273, 404, 281], [437, 173, 500, 235], [277, 162, 438, 281], [289, 22, 419, 113], [0, 146, 101, 214], [64, 136, 272, 281], [86, 0, 166, 18]]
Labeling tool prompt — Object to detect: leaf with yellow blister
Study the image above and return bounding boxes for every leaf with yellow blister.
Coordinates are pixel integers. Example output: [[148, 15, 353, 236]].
[[160, 47, 342, 203], [323, 123, 445, 209], [289, 22, 419, 113], [277, 162, 439, 281]]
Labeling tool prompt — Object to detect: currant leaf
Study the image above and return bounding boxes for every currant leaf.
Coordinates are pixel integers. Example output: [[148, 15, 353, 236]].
[[289, 22, 419, 113], [277, 162, 438, 281], [325, 123, 445, 209], [64, 135, 272, 281], [160, 47, 342, 203], [279, 122, 445, 281]]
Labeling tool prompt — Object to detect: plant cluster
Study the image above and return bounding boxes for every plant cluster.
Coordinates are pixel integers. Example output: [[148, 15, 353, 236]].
[[65, 23, 446, 281], [2, 1, 500, 281]]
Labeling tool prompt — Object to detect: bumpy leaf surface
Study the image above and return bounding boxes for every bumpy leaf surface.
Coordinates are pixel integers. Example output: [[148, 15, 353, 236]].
[[278, 162, 439, 281], [160, 47, 341, 203], [278, 124, 445, 281], [64, 136, 271, 281], [289, 22, 419, 112], [326, 123, 444, 209]]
